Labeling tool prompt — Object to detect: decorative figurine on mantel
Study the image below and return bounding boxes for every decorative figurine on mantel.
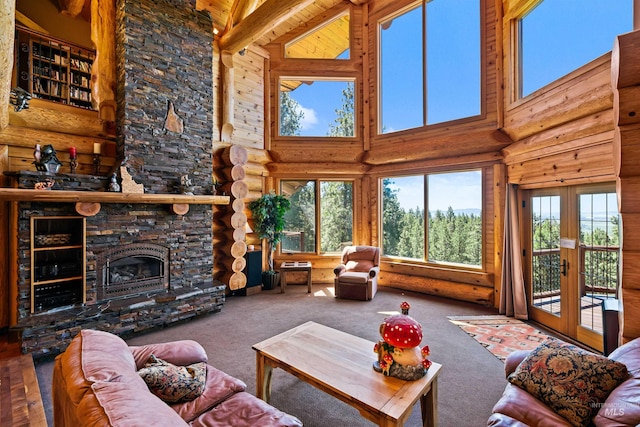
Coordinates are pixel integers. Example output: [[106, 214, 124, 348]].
[[373, 302, 432, 381], [108, 172, 121, 192], [34, 178, 54, 190], [212, 178, 220, 195], [180, 174, 195, 195], [34, 144, 62, 173]]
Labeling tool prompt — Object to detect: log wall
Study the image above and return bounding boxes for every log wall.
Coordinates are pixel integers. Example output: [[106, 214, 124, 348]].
[[2, 0, 635, 324], [612, 30, 640, 344], [212, 42, 271, 291], [500, 0, 636, 345]]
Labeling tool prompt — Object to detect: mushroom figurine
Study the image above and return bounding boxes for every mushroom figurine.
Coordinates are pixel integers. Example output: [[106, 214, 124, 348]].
[[373, 302, 432, 381]]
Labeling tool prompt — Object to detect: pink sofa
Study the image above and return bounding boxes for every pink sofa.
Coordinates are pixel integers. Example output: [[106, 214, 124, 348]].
[[488, 337, 640, 427], [52, 329, 302, 426]]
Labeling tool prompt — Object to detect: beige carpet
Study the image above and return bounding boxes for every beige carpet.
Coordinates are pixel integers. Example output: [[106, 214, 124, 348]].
[[448, 315, 549, 361], [35, 285, 509, 426]]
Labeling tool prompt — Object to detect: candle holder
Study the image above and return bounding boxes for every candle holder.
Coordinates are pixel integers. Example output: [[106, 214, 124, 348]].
[[93, 154, 101, 175], [69, 147, 78, 174]]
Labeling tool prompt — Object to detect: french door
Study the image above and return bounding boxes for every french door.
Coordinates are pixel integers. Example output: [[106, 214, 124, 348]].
[[524, 185, 620, 351]]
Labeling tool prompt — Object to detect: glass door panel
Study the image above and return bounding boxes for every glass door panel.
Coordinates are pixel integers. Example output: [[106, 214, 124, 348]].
[[576, 190, 620, 349], [530, 195, 562, 319], [526, 186, 620, 351]]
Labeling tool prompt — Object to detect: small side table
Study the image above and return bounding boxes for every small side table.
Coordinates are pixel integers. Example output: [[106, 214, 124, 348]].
[[279, 261, 312, 294]]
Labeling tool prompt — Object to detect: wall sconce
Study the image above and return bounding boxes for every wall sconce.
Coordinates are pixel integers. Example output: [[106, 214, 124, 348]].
[[10, 87, 32, 112]]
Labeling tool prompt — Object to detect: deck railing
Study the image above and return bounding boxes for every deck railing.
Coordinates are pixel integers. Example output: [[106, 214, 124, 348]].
[[531, 245, 619, 298]]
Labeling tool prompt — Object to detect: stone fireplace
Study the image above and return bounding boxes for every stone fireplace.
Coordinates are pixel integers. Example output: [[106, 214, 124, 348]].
[[11, 0, 226, 357]]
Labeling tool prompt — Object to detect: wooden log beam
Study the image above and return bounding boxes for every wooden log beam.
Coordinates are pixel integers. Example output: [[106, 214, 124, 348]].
[[221, 51, 234, 142], [75, 202, 101, 216], [15, 10, 48, 34], [0, 188, 231, 205], [6, 100, 106, 138], [91, 0, 117, 122], [612, 29, 640, 90], [0, 0, 15, 131], [225, 0, 260, 33], [218, 0, 316, 54], [380, 271, 494, 306], [221, 145, 248, 166], [613, 123, 640, 177], [58, 0, 84, 17]]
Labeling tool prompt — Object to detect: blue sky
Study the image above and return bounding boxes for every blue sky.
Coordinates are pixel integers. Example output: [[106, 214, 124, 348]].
[[387, 171, 482, 212]]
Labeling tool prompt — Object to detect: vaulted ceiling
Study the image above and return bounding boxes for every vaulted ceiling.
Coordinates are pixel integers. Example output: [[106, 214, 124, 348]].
[[55, 0, 362, 54]]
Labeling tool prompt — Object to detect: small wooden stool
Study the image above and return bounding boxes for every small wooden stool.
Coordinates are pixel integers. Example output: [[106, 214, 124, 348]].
[[279, 261, 312, 293]]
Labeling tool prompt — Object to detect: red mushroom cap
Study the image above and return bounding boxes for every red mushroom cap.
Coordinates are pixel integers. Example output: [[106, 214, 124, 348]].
[[380, 314, 423, 348]]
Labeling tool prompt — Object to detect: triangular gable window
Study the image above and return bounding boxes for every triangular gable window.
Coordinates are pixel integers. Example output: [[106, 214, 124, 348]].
[[285, 12, 349, 60]]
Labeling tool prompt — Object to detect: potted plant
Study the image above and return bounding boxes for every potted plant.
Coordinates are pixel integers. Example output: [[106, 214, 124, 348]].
[[248, 191, 291, 290]]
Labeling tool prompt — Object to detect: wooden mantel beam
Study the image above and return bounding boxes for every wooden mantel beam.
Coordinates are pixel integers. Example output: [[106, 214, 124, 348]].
[[218, 0, 315, 54]]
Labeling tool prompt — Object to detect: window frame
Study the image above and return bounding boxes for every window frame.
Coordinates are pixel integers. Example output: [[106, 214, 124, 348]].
[[276, 76, 358, 140], [279, 178, 356, 255], [376, 0, 483, 135], [506, 0, 633, 104], [379, 169, 485, 271]]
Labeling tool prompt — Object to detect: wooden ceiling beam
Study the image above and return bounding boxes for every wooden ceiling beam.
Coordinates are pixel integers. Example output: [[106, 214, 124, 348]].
[[57, 0, 84, 18], [218, 0, 316, 54], [224, 0, 260, 34]]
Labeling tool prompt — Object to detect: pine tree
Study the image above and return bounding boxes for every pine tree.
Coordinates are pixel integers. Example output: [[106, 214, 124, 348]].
[[280, 91, 304, 136], [328, 82, 354, 137]]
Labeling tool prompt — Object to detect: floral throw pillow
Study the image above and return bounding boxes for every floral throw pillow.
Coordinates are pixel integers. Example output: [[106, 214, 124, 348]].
[[508, 338, 628, 427], [138, 354, 206, 403]]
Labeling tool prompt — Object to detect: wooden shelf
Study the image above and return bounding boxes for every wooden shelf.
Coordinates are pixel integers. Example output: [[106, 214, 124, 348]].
[[0, 188, 229, 205]]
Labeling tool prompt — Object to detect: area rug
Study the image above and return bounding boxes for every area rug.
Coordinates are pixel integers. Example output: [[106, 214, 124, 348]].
[[447, 315, 549, 362]]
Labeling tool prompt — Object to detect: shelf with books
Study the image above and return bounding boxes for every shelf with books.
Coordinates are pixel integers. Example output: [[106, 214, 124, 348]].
[[15, 26, 95, 111]]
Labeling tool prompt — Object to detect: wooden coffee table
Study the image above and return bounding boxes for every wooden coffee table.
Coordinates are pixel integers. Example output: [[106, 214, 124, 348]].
[[252, 321, 441, 427], [0, 354, 47, 427]]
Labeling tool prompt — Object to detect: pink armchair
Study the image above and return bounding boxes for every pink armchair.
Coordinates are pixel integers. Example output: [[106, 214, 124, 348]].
[[334, 245, 380, 300]]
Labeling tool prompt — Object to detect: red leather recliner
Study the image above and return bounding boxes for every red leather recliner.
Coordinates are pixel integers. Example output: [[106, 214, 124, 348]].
[[334, 245, 380, 301]]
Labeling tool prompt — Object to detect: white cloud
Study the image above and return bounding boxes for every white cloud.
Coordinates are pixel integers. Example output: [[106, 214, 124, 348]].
[[299, 106, 318, 130]]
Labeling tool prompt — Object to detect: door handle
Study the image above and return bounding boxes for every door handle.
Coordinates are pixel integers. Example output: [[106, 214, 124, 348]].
[[560, 259, 567, 276]]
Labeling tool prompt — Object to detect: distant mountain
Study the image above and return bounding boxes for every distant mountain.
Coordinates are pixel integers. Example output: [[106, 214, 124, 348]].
[[429, 208, 481, 217]]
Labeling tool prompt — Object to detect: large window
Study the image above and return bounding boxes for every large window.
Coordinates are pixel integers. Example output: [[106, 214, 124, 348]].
[[279, 79, 355, 137], [379, 0, 481, 133], [518, 0, 632, 98], [382, 170, 482, 267], [281, 180, 353, 253]]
